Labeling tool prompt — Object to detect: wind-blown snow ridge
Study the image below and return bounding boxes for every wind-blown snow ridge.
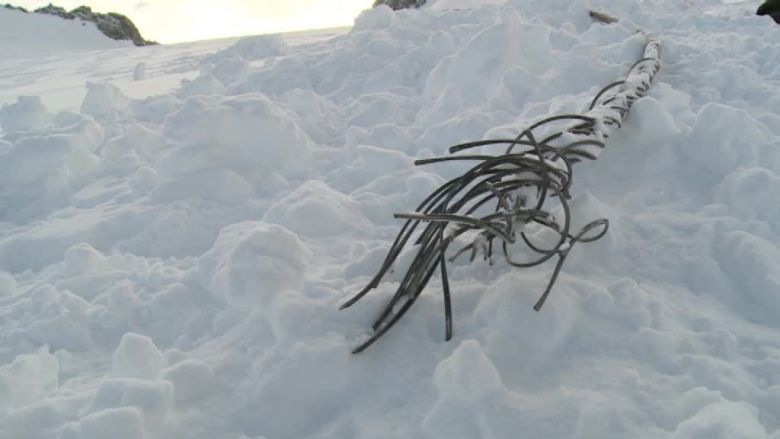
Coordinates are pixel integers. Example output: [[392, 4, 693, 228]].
[[0, 0, 779, 438]]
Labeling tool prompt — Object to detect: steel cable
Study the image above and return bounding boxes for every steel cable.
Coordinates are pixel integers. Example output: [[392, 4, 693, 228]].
[[341, 14, 662, 353]]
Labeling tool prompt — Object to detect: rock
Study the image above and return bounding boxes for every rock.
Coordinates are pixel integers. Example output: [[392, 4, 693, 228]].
[[2, 3, 28, 13], [373, 0, 427, 10], [756, 0, 780, 24], [33, 3, 156, 46], [33, 4, 69, 17]]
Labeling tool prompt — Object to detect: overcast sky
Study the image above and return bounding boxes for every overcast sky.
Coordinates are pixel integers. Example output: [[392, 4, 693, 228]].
[[14, 0, 373, 43]]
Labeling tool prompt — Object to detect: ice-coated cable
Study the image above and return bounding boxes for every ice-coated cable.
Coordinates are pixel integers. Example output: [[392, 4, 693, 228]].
[[341, 14, 662, 353]]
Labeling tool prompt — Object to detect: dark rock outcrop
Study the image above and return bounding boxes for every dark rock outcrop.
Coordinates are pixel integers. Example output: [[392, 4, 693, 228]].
[[373, 0, 427, 10], [34, 4, 70, 17], [757, 0, 780, 24], [33, 3, 156, 46], [3, 3, 27, 13]]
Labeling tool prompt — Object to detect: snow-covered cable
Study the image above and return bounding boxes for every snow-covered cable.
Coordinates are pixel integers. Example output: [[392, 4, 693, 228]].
[[341, 15, 662, 354]]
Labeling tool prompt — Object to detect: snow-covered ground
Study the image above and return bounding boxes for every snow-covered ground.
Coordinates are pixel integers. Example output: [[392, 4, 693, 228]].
[[0, 5, 349, 114], [1, 0, 779, 438], [0, 6, 130, 53]]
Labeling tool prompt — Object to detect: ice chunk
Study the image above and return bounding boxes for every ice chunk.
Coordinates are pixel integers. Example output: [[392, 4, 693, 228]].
[[0, 348, 58, 409], [158, 94, 312, 182], [671, 400, 767, 439], [716, 167, 780, 226], [161, 360, 218, 406], [423, 340, 524, 439], [178, 74, 225, 97], [0, 272, 15, 297], [81, 82, 130, 118], [0, 96, 53, 132], [426, 8, 551, 105], [129, 166, 158, 195], [64, 243, 107, 276], [352, 5, 394, 32], [432, 340, 503, 400], [714, 231, 780, 327], [76, 407, 146, 439], [201, 34, 287, 65], [198, 221, 311, 308], [233, 337, 349, 438], [88, 378, 172, 431], [623, 96, 681, 148], [265, 180, 371, 237], [112, 333, 165, 380], [133, 63, 147, 81], [205, 57, 250, 87], [685, 103, 769, 181]]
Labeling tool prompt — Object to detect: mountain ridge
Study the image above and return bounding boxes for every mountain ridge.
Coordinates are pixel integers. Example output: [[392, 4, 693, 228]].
[[373, 0, 427, 10], [3, 2, 155, 46]]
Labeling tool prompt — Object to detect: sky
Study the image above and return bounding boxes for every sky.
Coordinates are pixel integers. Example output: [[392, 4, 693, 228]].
[[13, 0, 374, 43]]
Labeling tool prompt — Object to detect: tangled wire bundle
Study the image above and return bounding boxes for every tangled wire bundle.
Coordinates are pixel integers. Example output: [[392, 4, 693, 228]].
[[341, 15, 662, 353]]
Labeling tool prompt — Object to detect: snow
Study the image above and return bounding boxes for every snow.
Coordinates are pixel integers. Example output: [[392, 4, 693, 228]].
[[0, 7, 129, 52], [112, 333, 165, 380], [0, 0, 779, 438]]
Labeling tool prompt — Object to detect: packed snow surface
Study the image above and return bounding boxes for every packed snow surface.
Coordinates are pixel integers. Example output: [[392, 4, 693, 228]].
[[1, 0, 780, 438]]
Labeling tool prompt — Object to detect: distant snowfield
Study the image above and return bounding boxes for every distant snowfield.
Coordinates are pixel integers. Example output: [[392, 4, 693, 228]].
[[0, 6, 349, 113], [0, 6, 130, 52], [1, 1, 779, 438]]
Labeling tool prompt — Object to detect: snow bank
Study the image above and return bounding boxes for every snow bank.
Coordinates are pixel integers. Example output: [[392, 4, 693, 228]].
[[1, 0, 779, 438]]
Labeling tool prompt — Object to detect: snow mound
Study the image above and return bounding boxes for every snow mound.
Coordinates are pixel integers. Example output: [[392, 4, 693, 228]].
[[198, 221, 311, 308], [158, 94, 312, 187]]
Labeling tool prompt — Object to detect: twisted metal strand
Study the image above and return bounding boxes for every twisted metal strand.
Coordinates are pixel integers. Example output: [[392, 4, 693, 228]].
[[341, 17, 662, 353]]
